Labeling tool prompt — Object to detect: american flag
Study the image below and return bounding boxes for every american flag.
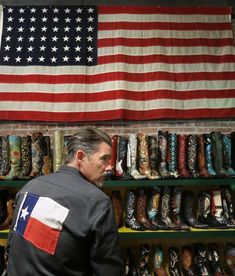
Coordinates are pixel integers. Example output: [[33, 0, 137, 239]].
[[0, 5, 235, 122]]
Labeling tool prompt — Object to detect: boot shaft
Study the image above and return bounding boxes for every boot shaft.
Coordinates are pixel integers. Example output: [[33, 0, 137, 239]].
[[177, 134, 190, 178], [168, 133, 179, 177], [187, 134, 199, 178], [197, 134, 210, 177]]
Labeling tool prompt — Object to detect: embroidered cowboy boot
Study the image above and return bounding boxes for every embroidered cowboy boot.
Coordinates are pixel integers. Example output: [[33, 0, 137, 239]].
[[147, 187, 171, 230], [194, 243, 210, 276], [210, 132, 228, 176], [137, 133, 152, 179], [20, 135, 32, 178], [204, 134, 217, 176], [158, 131, 171, 178], [153, 244, 167, 276], [136, 188, 157, 230], [177, 134, 190, 178], [224, 243, 235, 276], [41, 136, 52, 175], [111, 190, 123, 228], [53, 130, 64, 172], [138, 244, 152, 276], [197, 191, 211, 227], [116, 136, 132, 179], [182, 245, 196, 276], [207, 243, 223, 276], [221, 186, 235, 229], [168, 247, 182, 276], [30, 132, 44, 177], [221, 133, 235, 176], [128, 134, 146, 180], [161, 186, 177, 229], [171, 187, 189, 230], [0, 136, 10, 176], [1, 135, 22, 180], [187, 134, 199, 178], [125, 189, 145, 231], [148, 135, 160, 179], [168, 133, 179, 178], [181, 190, 208, 229], [197, 134, 210, 177], [210, 190, 228, 228]]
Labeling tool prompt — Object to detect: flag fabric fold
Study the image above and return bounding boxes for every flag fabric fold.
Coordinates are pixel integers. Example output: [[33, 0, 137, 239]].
[[0, 5, 235, 121], [14, 192, 69, 255]]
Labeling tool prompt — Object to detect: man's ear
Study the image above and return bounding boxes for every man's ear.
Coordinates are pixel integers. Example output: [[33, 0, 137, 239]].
[[75, 150, 85, 162]]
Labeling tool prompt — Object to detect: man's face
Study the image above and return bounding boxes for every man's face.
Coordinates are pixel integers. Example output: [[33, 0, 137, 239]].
[[80, 142, 112, 188]]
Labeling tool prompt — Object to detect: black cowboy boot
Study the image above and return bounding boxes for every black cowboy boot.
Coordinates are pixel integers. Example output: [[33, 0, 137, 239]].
[[231, 131, 235, 171], [138, 244, 152, 276], [171, 187, 190, 230], [147, 187, 171, 230], [187, 134, 199, 178], [0, 190, 8, 225], [207, 243, 224, 275], [210, 132, 228, 177], [204, 134, 217, 177], [168, 132, 179, 178], [194, 243, 211, 276], [125, 189, 145, 231], [158, 131, 171, 178], [181, 190, 208, 229], [221, 133, 235, 176], [221, 186, 235, 229], [136, 188, 157, 230], [126, 247, 140, 276], [168, 247, 182, 276], [20, 135, 32, 178], [0, 136, 10, 176], [197, 134, 211, 178]]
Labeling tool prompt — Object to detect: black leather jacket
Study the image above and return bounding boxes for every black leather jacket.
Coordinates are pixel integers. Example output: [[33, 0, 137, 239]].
[[6, 165, 124, 276]]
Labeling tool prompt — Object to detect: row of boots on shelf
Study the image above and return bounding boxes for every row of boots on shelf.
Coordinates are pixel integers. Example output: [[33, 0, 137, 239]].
[[111, 186, 235, 231], [124, 242, 235, 276], [108, 131, 235, 180]]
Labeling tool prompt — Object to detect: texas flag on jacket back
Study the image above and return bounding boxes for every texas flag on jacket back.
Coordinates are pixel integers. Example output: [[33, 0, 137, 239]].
[[14, 192, 69, 255]]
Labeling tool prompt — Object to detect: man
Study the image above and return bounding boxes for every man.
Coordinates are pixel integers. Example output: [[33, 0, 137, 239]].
[[6, 127, 124, 276]]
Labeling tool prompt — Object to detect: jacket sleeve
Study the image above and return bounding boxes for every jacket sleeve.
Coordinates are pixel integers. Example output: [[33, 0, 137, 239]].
[[89, 199, 124, 276]]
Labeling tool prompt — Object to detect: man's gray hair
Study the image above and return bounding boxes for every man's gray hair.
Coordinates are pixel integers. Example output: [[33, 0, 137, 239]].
[[65, 127, 112, 164]]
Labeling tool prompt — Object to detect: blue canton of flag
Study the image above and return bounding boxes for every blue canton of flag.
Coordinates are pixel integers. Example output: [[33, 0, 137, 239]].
[[0, 5, 97, 66]]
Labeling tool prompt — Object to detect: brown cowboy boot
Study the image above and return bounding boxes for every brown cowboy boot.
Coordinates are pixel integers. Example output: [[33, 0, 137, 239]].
[[137, 133, 152, 179], [0, 194, 14, 230], [20, 135, 32, 178], [177, 134, 190, 178], [148, 135, 160, 179], [111, 190, 123, 228], [158, 131, 171, 178]]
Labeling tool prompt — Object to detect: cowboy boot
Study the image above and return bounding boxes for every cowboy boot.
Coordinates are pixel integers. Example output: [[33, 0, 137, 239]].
[[231, 132, 235, 171], [136, 188, 157, 230], [30, 132, 44, 177], [53, 130, 64, 172], [125, 189, 145, 231], [0, 136, 10, 176], [116, 136, 132, 179], [147, 187, 171, 230], [182, 190, 208, 229], [20, 135, 32, 178], [111, 190, 123, 228], [171, 187, 190, 230], [138, 244, 152, 276], [126, 247, 140, 276], [221, 186, 235, 229], [0, 135, 22, 180], [197, 134, 211, 177], [168, 247, 182, 276], [182, 245, 196, 276], [210, 132, 228, 176], [187, 134, 199, 178], [177, 134, 190, 178], [161, 187, 177, 229], [205, 134, 217, 176], [137, 133, 152, 179], [0, 194, 14, 230], [148, 135, 160, 179], [0, 190, 8, 225], [221, 133, 235, 176], [224, 243, 235, 276], [153, 244, 167, 276], [197, 191, 227, 228], [41, 136, 52, 175], [194, 243, 211, 276], [168, 133, 179, 178], [158, 131, 171, 178], [207, 243, 223, 276], [128, 134, 146, 180]]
